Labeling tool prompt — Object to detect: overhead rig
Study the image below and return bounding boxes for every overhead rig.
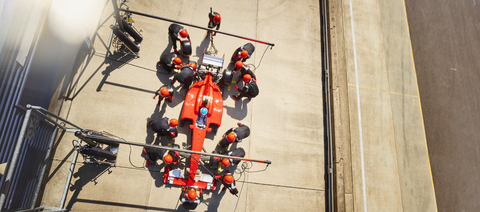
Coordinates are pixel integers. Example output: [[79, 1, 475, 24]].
[[117, 8, 275, 48]]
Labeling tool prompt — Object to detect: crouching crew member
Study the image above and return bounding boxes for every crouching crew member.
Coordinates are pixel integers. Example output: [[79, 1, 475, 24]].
[[181, 189, 201, 210], [158, 52, 183, 73], [233, 61, 256, 81], [147, 117, 178, 139], [216, 172, 238, 195], [225, 122, 250, 143], [142, 148, 158, 166], [168, 24, 191, 54], [154, 86, 174, 104], [163, 150, 180, 166], [231, 43, 255, 62], [232, 74, 259, 101], [210, 147, 246, 171], [224, 147, 246, 166], [171, 63, 197, 89], [215, 132, 237, 153], [162, 148, 181, 183]]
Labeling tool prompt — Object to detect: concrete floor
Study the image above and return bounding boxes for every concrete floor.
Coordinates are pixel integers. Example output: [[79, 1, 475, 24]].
[[40, 0, 325, 211]]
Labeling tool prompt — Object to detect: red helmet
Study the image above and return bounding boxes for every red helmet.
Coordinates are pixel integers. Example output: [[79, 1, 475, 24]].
[[221, 158, 231, 167], [179, 29, 188, 38], [173, 57, 182, 65], [187, 189, 197, 200], [240, 50, 249, 58], [243, 74, 252, 83], [235, 61, 243, 69], [163, 154, 173, 164], [169, 119, 178, 127], [188, 63, 197, 71], [227, 133, 236, 142], [214, 14, 221, 23], [224, 175, 234, 184], [160, 87, 170, 97]]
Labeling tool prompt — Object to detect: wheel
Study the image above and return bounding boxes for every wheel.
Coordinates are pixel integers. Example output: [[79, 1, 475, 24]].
[[181, 40, 192, 56], [221, 69, 233, 86]]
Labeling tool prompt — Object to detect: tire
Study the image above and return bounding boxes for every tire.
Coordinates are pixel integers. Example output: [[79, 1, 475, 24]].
[[121, 19, 143, 42], [181, 40, 192, 56], [220, 69, 233, 86], [112, 25, 140, 52]]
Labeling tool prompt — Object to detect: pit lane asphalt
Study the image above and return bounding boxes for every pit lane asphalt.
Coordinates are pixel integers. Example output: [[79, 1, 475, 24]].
[[405, 0, 480, 211]]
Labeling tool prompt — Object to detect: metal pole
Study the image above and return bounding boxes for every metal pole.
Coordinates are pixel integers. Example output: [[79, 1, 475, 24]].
[[59, 139, 82, 209], [31, 127, 58, 209], [14, 207, 45, 212], [320, 0, 335, 211], [29, 106, 85, 131], [105, 14, 117, 57], [0, 107, 32, 210], [119, 9, 275, 47], [77, 131, 271, 165], [33, 111, 67, 131], [111, 0, 124, 32]]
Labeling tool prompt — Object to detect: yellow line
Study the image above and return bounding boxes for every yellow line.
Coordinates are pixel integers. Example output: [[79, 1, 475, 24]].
[[347, 83, 418, 98], [402, 0, 438, 210]]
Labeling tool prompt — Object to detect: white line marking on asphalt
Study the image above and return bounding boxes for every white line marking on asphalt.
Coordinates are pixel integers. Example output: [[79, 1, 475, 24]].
[[348, 0, 368, 211], [474, 0, 476, 6]]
